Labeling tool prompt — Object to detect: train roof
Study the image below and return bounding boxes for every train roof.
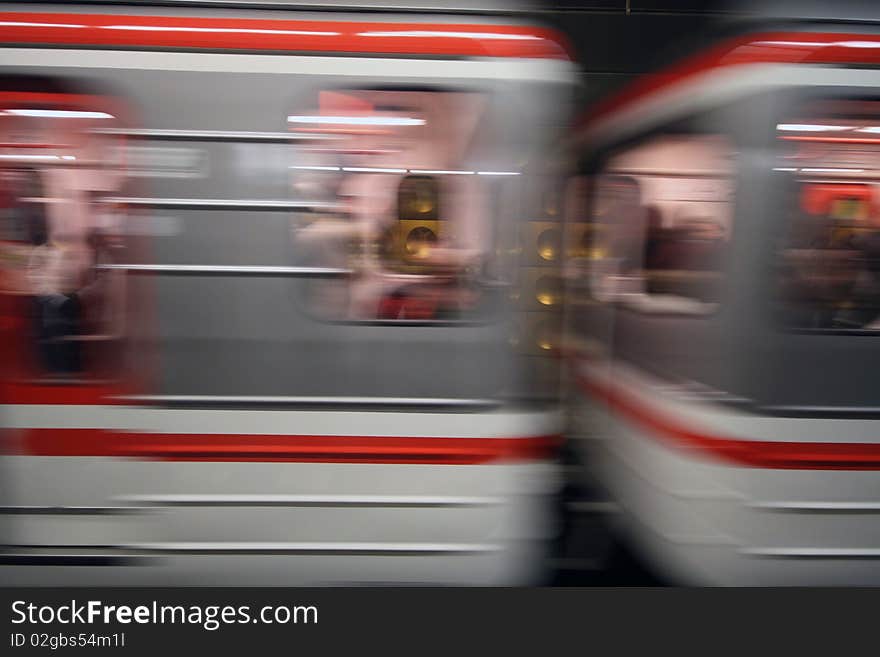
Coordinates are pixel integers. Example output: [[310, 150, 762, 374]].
[[3, 0, 532, 15], [727, 0, 880, 25], [0, 5, 573, 60], [573, 25, 880, 146]]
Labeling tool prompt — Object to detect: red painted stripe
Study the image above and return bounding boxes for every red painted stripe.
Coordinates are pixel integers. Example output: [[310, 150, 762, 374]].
[[0, 383, 129, 406], [575, 372, 880, 470], [577, 31, 880, 132], [0, 13, 571, 60], [8, 428, 560, 464]]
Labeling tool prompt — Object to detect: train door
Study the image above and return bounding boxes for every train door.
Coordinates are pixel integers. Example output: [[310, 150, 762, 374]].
[[0, 84, 153, 581]]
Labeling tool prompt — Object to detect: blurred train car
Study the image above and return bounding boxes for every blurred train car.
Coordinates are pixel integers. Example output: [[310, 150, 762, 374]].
[[562, 4, 880, 585], [0, 0, 575, 585]]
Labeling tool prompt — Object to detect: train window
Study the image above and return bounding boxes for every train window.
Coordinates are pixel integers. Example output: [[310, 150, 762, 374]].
[[587, 133, 734, 312], [290, 89, 496, 322], [775, 99, 880, 331], [0, 94, 130, 379]]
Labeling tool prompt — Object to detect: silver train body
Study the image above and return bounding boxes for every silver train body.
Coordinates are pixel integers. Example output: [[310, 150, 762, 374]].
[[563, 20, 880, 585], [0, 1, 575, 585]]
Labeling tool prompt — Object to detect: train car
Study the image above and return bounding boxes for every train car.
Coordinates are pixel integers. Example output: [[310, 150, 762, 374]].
[[562, 8, 880, 585], [0, 0, 575, 585]]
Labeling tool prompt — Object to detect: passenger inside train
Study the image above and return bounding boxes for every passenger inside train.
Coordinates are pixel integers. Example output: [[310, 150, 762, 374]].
[[292, 88, 492, 321], [0, 100, 128, 377], [776, 100, 880, 330], [588, 133, 733, 310]]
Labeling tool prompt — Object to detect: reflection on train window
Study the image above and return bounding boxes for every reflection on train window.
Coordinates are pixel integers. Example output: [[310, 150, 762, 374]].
[[776, 100, 880, 331], [0, 98, 129, 379], [589, 133, 734, 312], [290, 89, 494, 321]]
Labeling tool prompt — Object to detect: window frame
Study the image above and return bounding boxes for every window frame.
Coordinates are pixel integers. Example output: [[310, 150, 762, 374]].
[[770, 85, 880, 337], [576, 109, 739, 318], [287, 83, 523, 328]]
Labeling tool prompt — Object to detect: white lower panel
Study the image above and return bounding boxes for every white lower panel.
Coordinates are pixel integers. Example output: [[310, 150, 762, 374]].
[[0, 458, 559, 585]]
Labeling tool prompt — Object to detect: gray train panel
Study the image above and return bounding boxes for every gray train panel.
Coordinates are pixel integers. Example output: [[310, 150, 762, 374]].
[[3, 54, 569, 401]]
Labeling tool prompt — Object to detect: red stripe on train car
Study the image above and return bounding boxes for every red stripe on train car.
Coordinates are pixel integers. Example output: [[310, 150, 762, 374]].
[[9, 428, 561, 465], [577, 31, 880, 132], [0, 384, 130, 406], [0, 13, 571, 60], [575, 373, 880, 470]]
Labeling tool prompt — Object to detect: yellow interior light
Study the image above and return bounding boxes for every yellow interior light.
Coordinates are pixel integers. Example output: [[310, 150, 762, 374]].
[[536, 321, 556, 351], [537, 228, 561, 262], [535, 276, 562, 306], [543, 190, 558, 217], [404, 226, 437, 259], [399, 176, 438, 218]]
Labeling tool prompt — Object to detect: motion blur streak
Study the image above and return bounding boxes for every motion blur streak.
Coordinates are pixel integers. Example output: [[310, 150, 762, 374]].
[[14, 430, 560, 464], [574, 366, 880, 470], [562, 0, 880, 585], [578, 32, 880, 130], [0, 0, 573, 587], [0, 12, 570, 59], [10, 0, 880, 589]]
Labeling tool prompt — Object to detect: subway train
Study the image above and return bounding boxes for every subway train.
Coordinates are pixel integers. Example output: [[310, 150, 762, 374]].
[[0, 1, 575, 585], [562, 5, 880, 585]]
